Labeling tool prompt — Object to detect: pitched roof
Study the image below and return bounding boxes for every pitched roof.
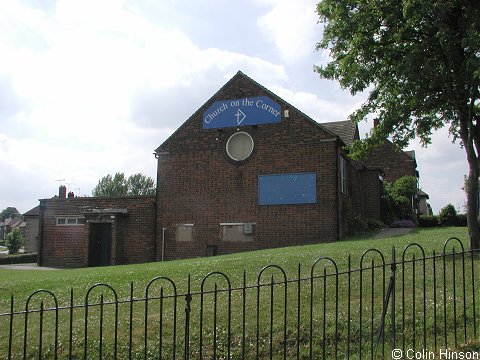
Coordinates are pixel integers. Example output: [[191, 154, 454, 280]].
[[24, 205, 40, 217], [321, 120, 359, 146], [4, 217, 23, 228], [155, 71, 343, 152], [404, 150, 416, 160], [418, 189, 429, 198]]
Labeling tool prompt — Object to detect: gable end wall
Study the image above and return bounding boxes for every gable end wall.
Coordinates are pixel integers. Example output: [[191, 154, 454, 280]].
[[156, 75, 340, 260]]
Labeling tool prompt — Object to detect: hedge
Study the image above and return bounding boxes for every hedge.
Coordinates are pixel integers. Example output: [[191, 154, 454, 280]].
[[418, 215, 439, 227], [418, 214, 467, 227], [0, 253, 37, 265]]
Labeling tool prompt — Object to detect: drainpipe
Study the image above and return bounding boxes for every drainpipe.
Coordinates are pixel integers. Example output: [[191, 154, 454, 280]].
[[162, 226, 166, 261], [154, 152, 160, 261], [37, 200, 46, 266], [154, 151, 169, 262], [152, 199, 157, 262], [335, 141, 340, 240]]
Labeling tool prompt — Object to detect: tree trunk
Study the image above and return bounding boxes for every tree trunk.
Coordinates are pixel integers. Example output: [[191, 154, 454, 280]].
[[460, 112, 480, 249], [459, 103, 480, 250], [465, 160, 480, 250]]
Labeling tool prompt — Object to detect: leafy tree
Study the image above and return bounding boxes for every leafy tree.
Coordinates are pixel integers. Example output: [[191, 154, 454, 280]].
[[315, 0, 480, 248], [126, 173, 156, 196], [92, 173, 128, 197], [92, 172, 155, 197], [382, 175, 418, 224], [0, 207, 20, 220], [438, 203, 458, 226], [6, 228, 24, 254]]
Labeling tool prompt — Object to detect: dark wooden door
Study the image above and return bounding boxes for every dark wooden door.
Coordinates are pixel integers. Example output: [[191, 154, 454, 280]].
[[89, 223, 112, 267]]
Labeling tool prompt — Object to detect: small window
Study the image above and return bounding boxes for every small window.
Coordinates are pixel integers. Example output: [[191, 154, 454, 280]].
[[56, 216, 85, 226], [226, 132, 254, 161], [340, 156, 349, 195]]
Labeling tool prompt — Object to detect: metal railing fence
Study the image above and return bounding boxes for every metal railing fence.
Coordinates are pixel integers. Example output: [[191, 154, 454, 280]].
[[1, 237, 479, 359]]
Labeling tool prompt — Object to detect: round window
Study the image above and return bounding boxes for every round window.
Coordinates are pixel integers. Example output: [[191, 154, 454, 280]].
[[226, 132, 254, 161]]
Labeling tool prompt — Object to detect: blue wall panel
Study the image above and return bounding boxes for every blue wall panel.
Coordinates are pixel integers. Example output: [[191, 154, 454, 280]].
[[258, 172, 317, 205]]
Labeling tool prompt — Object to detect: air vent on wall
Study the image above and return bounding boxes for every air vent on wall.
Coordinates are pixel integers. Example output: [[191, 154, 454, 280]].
[[243, 223, 253, 234]]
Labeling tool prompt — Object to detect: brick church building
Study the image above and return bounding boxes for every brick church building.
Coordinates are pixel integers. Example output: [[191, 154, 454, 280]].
[[37, 72, 419, 267]]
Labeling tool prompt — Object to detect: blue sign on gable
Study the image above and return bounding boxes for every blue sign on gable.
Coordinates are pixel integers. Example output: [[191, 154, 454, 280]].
[[203, 96, 281, 129]]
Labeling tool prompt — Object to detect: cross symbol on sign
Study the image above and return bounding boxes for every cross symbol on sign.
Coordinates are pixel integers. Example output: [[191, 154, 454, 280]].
[[235, 109, 246, 125]]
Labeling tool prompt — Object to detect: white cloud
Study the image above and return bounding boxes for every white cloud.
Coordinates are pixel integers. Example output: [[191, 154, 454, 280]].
[[0, 0, 468, 221], [270, 86, 347, 123], [269, 84, 366, 124], [0, 0, 290, 212], [257, 0, 319, 61]]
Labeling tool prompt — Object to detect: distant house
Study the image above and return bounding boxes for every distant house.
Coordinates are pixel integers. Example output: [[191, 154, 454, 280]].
[[361, 138, 418, 182], [418, 190, 433, 216], [37, 71, 428, 267], [361, 137, 430, 218], [0, 215, 25, 241], [23, 206, 40, 253]]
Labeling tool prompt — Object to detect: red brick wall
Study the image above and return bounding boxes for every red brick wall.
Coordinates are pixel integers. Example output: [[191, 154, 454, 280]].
[[39, 196, 156, 267], [156, 74, 340, 260], [338, 158, 382, 237], [23, 215, 39, 253], [362, 141, 416, 182], [359, 170, 382, 220]]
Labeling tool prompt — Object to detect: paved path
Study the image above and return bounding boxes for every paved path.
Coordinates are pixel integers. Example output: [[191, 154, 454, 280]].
[[374, 227, 413, 239], [0, 263, 64, 270]]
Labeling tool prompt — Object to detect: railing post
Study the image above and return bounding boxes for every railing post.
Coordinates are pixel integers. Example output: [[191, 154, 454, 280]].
[[184, 274, 192, 360], [68, 289, 73, 360], [374, 246, 396, 354], [128, 282, 134, 360], [390, 246, 396, 351], [8, 295, 13, 360]]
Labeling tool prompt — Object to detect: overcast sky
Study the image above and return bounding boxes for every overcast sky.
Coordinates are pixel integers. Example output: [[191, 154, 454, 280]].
[[0, 0, 468, 215]]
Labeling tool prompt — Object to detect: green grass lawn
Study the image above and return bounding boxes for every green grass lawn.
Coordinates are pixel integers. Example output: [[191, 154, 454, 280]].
[[0, 227, 470, 305], [0, 227, 476, 359]]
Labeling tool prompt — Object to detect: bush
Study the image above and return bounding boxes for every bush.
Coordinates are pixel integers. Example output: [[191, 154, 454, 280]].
[[419, 215, 439, 227], [349, 214, 384, 233], [390, 219, 416, 228], [382, 175, 418, 224], [6, 228, 25, 254], [454, 213, 467, 227], [438, 204, 457, 226], [0, 253, 37, 264], [421, 205, 467, 227]]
